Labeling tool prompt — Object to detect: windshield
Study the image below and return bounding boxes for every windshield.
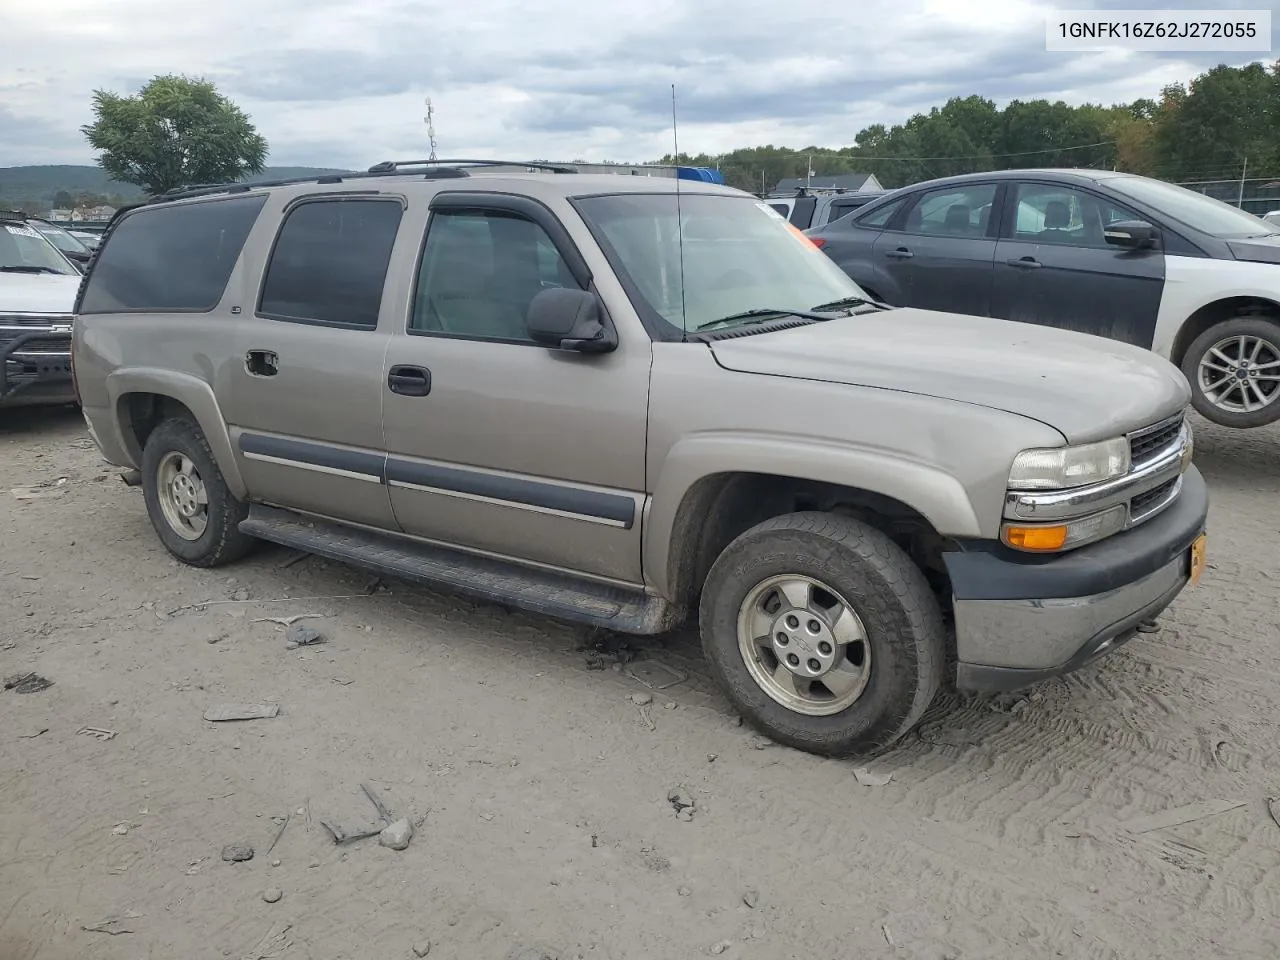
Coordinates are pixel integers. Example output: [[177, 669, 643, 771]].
[[1107, 176, 1280, 238], [30, 219, 91, 255], [0, 221, 78, 274], [575, 193, 867, 335]]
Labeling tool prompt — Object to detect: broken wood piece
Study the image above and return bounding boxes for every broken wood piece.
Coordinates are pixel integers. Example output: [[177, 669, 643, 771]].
[[77, 726, 118, 741], [318, 820, 382, 845], [203, 703, 280, 722], [1119, 799, 1246, 834], [360, 782, 394, 824]]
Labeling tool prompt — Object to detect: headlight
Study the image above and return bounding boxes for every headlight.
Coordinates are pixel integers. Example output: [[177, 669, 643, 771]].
[[1007, 437, 1130, 491]]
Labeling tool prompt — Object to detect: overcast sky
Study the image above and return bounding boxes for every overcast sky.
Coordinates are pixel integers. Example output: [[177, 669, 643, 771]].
[[1, 0, 1275, 169]]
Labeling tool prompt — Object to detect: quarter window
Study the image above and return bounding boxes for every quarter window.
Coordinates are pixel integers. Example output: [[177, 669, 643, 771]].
[[1010, 183, 1142, 248], [902, 184, 998, 238], [411, 209, 580, 343], [78, 196, 266, 314], [259, 198, 403, 329]]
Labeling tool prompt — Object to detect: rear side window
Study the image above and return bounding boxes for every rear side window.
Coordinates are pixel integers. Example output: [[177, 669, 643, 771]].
[[258, 198, 403, 329], [853, 197, 906, 229], [78, 196, 266, 314]]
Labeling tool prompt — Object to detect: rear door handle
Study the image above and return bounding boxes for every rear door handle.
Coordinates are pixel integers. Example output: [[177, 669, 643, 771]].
[[388, 364, 431, 397], [885, 248, 913, 259], [1006, 257, 1042, 269]]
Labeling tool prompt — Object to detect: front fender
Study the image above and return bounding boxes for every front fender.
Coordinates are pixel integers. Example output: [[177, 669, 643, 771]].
[[643, 431, 982, 597], [105, 367, 247, 499]]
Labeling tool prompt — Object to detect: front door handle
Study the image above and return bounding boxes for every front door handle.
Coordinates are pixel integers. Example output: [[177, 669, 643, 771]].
[[245, 349, 279, 377], [1007, 256, 1042, 269], [388, 364, 431, 397], [885, 248, 914, 259]]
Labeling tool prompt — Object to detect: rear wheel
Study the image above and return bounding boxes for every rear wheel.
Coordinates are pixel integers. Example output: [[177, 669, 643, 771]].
[[1182, 316, 1280, 428], [141, 417, 254, 567], [699, 512, 945, 756]]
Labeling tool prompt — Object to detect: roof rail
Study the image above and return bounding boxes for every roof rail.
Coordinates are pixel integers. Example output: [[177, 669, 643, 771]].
[[149, 164, 481, 204], [366, 159, 579, 174]]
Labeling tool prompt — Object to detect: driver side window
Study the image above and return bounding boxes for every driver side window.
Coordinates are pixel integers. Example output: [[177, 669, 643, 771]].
[[1010, 183, 1141, 249], [411, 209, 580, 343]]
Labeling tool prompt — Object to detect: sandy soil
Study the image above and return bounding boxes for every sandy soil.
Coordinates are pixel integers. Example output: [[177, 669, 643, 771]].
[[2, 407, 1279, 960]]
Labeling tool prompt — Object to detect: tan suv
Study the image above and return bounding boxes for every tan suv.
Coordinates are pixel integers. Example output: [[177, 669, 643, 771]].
[[73, 160, 1208, 755]]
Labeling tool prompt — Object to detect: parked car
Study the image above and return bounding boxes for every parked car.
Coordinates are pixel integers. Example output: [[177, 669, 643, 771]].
[[26, 216, 95, 269], [807, 169, 1280, 428], [73, 161, 1206, 755], [764, 187, 888, 230], [1262, 209, 1280, 227], [1, 210, 81, 408]]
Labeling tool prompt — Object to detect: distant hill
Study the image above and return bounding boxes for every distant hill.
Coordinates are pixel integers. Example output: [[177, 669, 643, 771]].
[[0, 165, 356, 207]]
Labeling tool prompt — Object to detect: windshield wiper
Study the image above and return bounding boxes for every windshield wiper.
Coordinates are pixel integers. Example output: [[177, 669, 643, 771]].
[[0, 265, 63, 275], [809, 295, 891, 313], [693, 307, 834, 332]]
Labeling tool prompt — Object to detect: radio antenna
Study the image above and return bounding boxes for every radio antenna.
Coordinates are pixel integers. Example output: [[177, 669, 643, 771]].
[[672, 84, 688, 340]]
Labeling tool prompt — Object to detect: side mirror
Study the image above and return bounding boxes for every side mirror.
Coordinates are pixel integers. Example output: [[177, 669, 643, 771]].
[[1104, 220, 1159, 250], [526, 288, 617, 354]]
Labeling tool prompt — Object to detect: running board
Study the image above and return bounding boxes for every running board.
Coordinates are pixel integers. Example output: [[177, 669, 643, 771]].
[[239, 505, 677, 635]]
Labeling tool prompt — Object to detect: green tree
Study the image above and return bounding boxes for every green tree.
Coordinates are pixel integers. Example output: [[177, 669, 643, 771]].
[[81, 75, 268, 196], [52, 190, 74, 208]]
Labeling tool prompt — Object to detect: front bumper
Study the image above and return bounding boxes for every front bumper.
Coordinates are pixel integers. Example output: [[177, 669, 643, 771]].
[[943, 465, 1208, 693], [1, 330, 74, 407]]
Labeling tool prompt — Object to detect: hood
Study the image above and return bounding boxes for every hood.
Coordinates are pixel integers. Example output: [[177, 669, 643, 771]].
[[1227, 234, 1280, 265], [0, 272, 80, 315], [708, 309, 1190, 443]]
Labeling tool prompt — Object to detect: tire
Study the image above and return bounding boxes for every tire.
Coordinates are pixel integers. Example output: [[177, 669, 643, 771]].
[[699, 511, 945, 757], [1181, 316, 1280, 429], [140, 417, 254, 567]]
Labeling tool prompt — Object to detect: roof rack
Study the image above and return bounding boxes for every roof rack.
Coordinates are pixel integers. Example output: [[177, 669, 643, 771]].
[[150, 158, 579, 204], [366, 159, 579, 174]]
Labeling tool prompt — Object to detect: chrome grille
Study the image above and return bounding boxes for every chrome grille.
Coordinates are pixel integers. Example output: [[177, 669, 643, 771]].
[[1128, 413, 1184, 469]]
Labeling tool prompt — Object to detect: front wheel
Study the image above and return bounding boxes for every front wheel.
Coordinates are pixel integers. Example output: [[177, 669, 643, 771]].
[[1182, 316, 1280, 428], [699, 512, 945, 757], [141, 417, 255, 567]]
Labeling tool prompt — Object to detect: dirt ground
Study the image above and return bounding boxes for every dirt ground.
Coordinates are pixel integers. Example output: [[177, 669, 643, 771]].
[[2, 407, 1279, 960]]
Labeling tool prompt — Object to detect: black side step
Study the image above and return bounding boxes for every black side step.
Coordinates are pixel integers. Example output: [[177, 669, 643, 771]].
[[239, 505, 677, 635]]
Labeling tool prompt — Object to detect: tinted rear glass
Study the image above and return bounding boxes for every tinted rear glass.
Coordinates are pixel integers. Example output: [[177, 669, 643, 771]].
[[78, 196, 266, 314], [258, 198, 403, 329]]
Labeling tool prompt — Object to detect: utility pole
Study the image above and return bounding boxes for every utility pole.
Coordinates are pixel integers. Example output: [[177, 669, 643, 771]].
[[1238, 156, 1248, 209], [424, 97, 438, 162], [807, 153, 813, 188]]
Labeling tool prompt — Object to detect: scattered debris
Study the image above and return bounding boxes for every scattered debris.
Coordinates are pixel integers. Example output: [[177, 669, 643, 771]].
[[710, 940, 733, 955], [231, 588, 252, 602], [507, 947, 559, 960], [18, 727, 49, 739], [112, 823, 130, 836], [77, 726, 117, 741], [252, 613, 325, 627], [11, 485, 60, 501], [1119, 799, 1246, 834], [320, 782, 403, 845], [749, 735, 772, 750], [286, 624, 325, 646], [853, 767, 894, 787], [167, 593, 378, 617], [380, 817, 414, 851], [707, 753, 718, 763], [624, 658, 688, 690], [81, 915, 138, 936], [629, 692, 653, 706], [742, 889, 759, 909], [580, 630, 635, 670], [678, 885, 692, 897], [637, 702, 656, 732], [664, 701, 677, 710], [882, 925, 894, 947], [365, 577, 391, 595], [4, 672, 53, 694], [262, 887, 283, 904], [277, 551, 312, 570], [203, 703, 280, 722], [1268, 797, 1280, 832], [21, 574, 40, 581], [266, 815, 291, 856], [221, 844, 255, 862], [413, 940, 432, 958], [668, 786, 696, 821], [332, 677, 354, 686], [206, 634, 226, 645], [244, 921, 293, 960]]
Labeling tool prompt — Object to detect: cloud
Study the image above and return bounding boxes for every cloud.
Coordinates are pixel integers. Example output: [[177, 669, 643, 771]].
[[1, 0, 1274, 169]]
